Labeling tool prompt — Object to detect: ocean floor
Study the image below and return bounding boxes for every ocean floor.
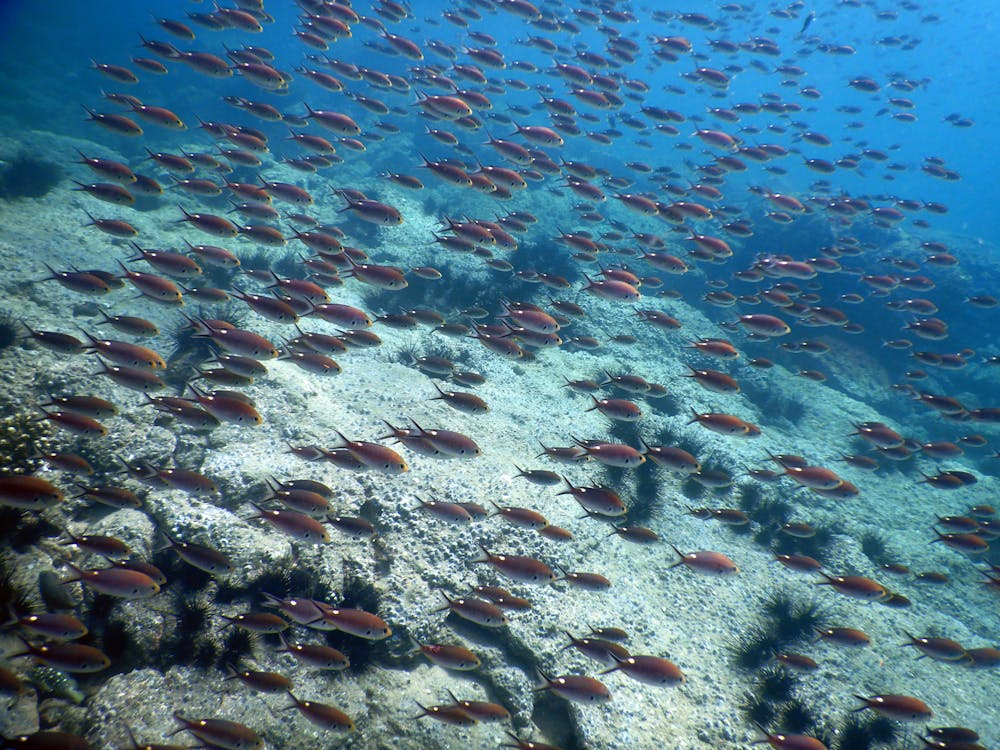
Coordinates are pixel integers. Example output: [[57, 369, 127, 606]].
[[1, 123, 998, 750]]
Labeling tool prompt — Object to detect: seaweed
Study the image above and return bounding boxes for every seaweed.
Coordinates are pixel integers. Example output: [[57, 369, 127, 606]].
[[0, 152, 63, 200]]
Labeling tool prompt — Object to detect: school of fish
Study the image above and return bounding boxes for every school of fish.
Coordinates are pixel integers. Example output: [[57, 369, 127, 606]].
[[0, 0, 997, 749]]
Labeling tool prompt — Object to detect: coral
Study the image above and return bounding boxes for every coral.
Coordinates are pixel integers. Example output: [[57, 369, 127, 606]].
[[0, 152, 63, 200], [0, 409, 55, 475]]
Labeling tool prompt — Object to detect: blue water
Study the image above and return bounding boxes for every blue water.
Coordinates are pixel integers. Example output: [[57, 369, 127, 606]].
[[2, 1, 998, 236], [1, 1, 998, 748]]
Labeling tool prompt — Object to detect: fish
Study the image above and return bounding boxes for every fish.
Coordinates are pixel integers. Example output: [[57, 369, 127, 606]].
[[223, 666, 293, 694], [1, 731, 92, 749], [435, 592, 507, 627], [10, 638, 110, 674], [534, 671, 611, 703], [244, 501, 329, 543], [413, 702, 477, 726], [1, 1, 996, 746], [13, 613, 88, 641], [853, 694, 933, 721], [62, 562, 160, 599], [408, 637, 481, 670], [472, 544, 556, 584], [332, 430, 408, 473], [286, 692, 355, 732], [753, 726, 827, 750], [161, 532, 233, 577], [0, 475, 64, 509], [669, 545, 739, 575], [171, 714, 263, 750], [277, 634, 350, 670], [314, 603, 391, 640]]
